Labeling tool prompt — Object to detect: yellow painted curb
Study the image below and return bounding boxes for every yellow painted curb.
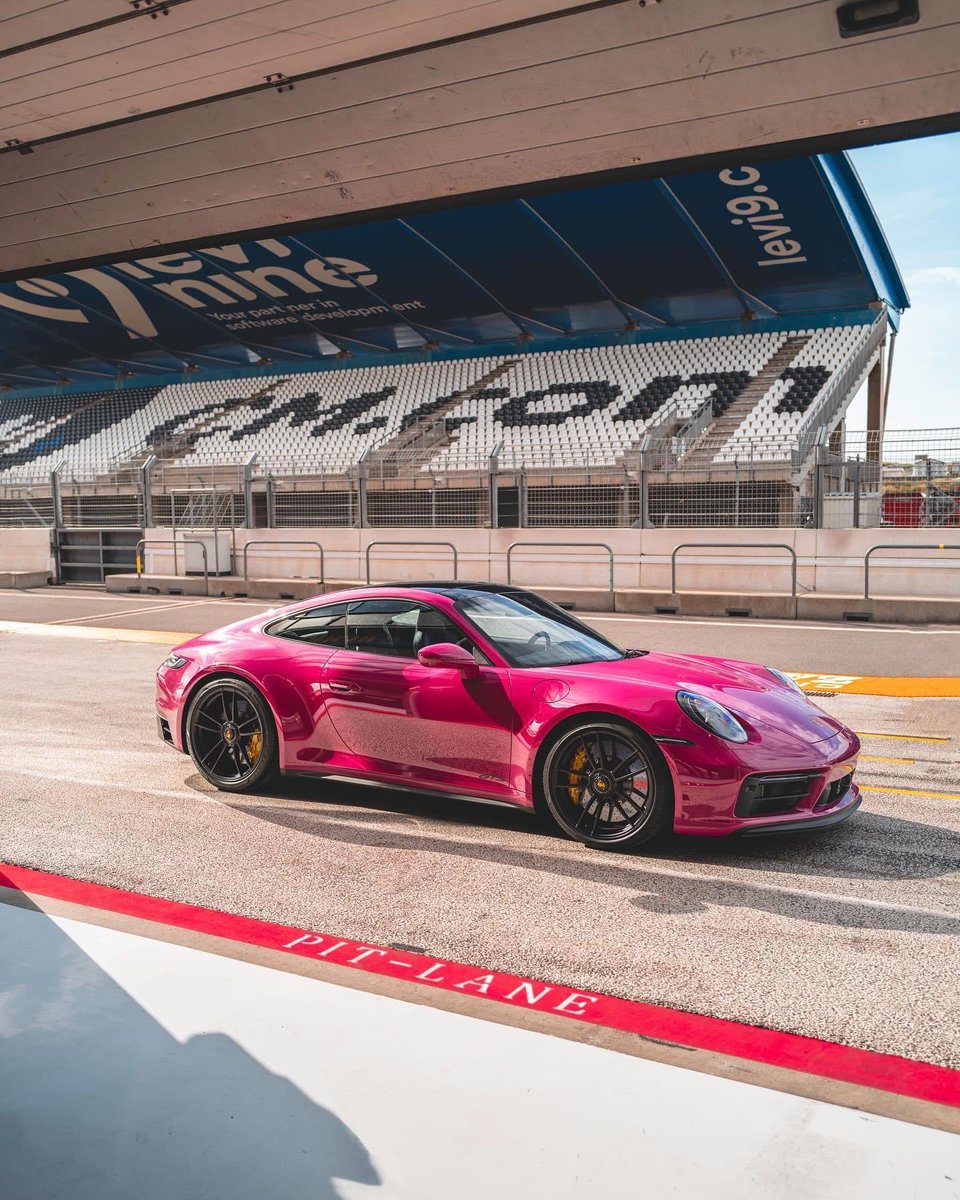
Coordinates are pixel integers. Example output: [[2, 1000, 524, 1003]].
[[0, 620, 192, 646], [0, 620, 958, 697], [788, 672, 960, 698], [842, 677, 960, 698]]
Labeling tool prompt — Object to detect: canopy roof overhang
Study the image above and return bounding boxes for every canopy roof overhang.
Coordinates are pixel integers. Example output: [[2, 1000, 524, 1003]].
[[0, 151, 907, 387]]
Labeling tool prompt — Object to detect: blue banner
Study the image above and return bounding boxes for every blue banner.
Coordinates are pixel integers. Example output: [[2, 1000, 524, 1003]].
[[0, 152, 906, 384]]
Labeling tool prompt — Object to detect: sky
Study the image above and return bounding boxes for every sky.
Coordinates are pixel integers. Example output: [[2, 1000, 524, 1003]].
[[846, 132, 960, 431]]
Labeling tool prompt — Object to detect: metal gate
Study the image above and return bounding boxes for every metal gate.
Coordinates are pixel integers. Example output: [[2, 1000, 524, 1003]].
[[55, 528, 143, 584]]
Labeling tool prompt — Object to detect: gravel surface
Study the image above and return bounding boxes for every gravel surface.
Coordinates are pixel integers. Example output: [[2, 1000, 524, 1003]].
[[1, 621, 959, 1067]]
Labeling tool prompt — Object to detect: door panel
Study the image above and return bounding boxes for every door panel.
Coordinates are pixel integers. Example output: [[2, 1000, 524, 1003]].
[[322, 651, 515, 793]]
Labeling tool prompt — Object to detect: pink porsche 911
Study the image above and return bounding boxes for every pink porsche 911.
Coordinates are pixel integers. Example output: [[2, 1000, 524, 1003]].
[[156, 583, 861, 850]]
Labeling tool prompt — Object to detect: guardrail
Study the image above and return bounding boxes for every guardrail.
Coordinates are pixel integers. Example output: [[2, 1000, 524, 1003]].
[[863, 542, 960, 599], [135, 537, 209, 596], [364, 539, 459, 585], [242, 539, 324, 585], [671, 542, 798, 597], [793, 315, 886, 471], [506, 541, 615, 591]]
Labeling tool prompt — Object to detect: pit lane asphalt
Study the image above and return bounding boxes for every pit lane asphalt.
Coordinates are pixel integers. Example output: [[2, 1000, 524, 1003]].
[[1, 588, 958, 1067]]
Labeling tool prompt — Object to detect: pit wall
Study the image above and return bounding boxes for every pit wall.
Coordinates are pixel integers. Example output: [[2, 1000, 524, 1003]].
[[0, 528, 53, 580], [140, 526, 960, 601]]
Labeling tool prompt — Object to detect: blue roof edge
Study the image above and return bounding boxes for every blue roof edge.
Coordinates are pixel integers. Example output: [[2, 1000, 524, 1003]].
[[0, 307, 881, 404], [815, 151, 910, 324]]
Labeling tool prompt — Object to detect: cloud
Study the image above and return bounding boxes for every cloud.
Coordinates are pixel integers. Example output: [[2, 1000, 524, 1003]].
[[906, 266, 960, 288]]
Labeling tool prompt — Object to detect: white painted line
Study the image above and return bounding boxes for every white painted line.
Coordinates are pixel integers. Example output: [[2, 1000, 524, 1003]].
[[47, 600, 204, 625], [587, 615, 954, 636], [0, 765, 224, 806]]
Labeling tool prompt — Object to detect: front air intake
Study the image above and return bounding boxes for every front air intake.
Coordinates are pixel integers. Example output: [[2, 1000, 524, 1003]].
[[815, 772, 853, 810], [735, 771, 819, 817]]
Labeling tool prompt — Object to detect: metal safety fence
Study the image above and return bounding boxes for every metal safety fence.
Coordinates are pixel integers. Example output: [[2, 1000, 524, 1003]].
[[1, 428, 957, 531]]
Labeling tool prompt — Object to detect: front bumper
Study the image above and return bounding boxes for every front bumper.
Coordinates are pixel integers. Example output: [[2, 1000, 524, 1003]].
[[735, 784, 862, 836], [668, 723, 861, 836]]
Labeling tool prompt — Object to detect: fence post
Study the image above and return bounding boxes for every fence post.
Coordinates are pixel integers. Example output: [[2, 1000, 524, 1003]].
[[925, 456, 933, 527], [243, 454, 257, 530], [488, 445, 500, 529], [50, 463, 64, 531], [519, 467, 528, 528], [358, 452, 369, 529], [265, 474, 276, 529], [851, 457, 861, 529], [734, 458, 741, 527], [637, 440, 650, 529], [140, 455, 156, 530], [812, 436, 827, 529]]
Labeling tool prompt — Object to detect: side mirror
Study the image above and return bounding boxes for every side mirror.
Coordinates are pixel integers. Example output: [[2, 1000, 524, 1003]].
[[417, 642, 480, 678]]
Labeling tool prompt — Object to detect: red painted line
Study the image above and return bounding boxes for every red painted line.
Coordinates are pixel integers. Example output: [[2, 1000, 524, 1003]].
[[3, 862, 958, 1110]]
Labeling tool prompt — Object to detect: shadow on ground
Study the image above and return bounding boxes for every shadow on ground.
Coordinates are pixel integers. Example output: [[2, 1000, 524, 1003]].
[[0, 881, 379, 1200], [211, 774, 960, 937]]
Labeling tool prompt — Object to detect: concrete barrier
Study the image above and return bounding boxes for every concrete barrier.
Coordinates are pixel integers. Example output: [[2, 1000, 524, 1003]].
[[796, 594, 960, 624], [616, 590, 798, 620], [0, 570, 50, 589]]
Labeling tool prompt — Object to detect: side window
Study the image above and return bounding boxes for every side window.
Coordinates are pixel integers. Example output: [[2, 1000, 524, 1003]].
[[266, 602, 349, 647], [345, 599, 484, 661]]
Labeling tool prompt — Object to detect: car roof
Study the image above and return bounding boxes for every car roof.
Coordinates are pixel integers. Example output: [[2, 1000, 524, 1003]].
[[383, 581, 533, 595]]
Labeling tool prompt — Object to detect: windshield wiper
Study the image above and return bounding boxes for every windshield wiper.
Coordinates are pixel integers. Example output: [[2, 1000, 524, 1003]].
[[623, 648, 649, 658]]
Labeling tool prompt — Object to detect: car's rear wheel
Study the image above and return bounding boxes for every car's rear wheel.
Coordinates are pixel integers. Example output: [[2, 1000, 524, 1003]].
[[541, 720, 672, 850], [186, 678, 279, 792]]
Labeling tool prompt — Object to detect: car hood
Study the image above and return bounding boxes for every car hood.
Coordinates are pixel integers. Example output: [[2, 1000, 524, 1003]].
[[565, 652, 847, 745]]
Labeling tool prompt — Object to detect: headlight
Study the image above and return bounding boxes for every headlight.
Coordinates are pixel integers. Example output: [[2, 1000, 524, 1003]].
[[161, 653, 190, 670], [676, 690, 748, 743], [766, 666, 803, 694]]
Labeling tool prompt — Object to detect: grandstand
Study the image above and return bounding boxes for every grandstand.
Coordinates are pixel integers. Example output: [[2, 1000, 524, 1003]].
[[0, 322, 878, 482], [0, 147, 922, 573]]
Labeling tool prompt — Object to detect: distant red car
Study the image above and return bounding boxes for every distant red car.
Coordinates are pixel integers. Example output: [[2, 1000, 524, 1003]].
[[156, 583, 860, 850]]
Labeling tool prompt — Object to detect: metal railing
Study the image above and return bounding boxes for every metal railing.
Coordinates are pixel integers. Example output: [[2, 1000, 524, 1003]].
[[506, 541, 615, 591], [863, 542, 960, 599], [793, 316, 885, 470], [135, 537, 209, 596], [670, 542, 798, 596], [242, 539, 324, 584], [364, 540, 459, 585], [2, 420, 958, 532]]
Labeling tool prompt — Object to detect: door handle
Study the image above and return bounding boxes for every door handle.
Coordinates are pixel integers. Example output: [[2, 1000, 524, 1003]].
[[328, 680, 360, 694]]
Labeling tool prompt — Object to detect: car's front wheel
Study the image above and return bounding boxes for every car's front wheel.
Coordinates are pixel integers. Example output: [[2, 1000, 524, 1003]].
[[186, 677, 279, 792], [541, 720, 672, 850]]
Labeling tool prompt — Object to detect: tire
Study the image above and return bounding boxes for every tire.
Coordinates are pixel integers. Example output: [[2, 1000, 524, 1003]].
[[186, 677, 280, 793], [540, 720, 673, 850]]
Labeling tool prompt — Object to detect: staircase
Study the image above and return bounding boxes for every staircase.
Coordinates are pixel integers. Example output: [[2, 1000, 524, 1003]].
[[680, 336, 809, 469], [365, 360, 518, 478], [106, 380, 289, 478]]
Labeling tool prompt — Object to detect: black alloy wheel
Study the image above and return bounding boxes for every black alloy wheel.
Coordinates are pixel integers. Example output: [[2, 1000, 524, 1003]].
[[186, 678, 279, 792], [541, 721, 672, 850]]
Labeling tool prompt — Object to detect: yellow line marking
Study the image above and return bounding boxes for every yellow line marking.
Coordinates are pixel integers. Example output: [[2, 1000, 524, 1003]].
[[788, 672, 960, 698], [856, 731, 952, 744], [860, 754, 916, 765], [0, 620, 194, 646], [861, 784, 960, 802], [842, 677, 960, 698], [0, 616, 958, 700]]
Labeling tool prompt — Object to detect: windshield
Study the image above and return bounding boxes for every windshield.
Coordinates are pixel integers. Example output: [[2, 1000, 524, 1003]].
[[455, 590, 624, 668]]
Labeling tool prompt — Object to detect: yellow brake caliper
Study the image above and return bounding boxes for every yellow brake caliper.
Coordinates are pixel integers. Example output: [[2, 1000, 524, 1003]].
[[567, 746, 589, 805], [246, 731, 263, 765]]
